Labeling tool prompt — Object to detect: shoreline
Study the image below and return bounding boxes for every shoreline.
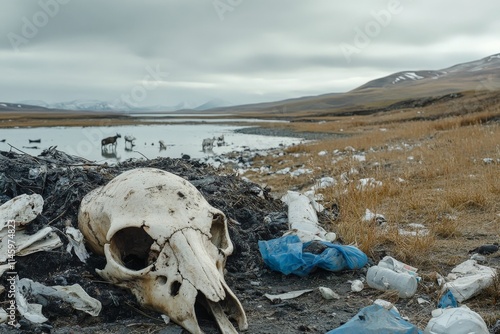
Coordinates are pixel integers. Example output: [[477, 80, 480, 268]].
[[234, 126, 348, 140]]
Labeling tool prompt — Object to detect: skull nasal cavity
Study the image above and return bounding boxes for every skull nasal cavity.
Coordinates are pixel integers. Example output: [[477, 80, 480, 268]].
[[110, 227, 154, 270], [170, 281, 181, 296]]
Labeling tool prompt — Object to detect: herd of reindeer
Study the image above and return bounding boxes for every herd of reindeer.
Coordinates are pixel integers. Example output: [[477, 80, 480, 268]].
[[100, 133, 227, 158]]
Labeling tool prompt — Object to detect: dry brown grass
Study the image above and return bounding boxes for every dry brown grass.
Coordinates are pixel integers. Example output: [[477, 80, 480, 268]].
[[247, 99, 500, 277]]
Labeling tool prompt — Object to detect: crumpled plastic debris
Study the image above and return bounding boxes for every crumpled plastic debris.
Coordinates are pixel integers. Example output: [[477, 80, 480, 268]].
[[326, 304, 422, 334], [319, 286, 340, 300], [350, 279, 364, 292], [437, 289, 457, 309], [443, 259, 496, 302], [16, 277, 102, 323], [65, 226, 89, 263], [281, 191, 335, 242], [363, 209, 387, 226], [258, 235, 368, 276]]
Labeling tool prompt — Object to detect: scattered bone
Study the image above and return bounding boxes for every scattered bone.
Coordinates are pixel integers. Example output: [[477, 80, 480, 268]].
[[0, 194, 44, 227], [0, 195, 62, 268]]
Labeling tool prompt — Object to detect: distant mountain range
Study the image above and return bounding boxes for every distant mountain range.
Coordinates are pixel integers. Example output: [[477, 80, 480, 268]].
[[6, 98, 233, 113], [2, 53, 499, 115], [355, 53, 500, 90], [207, 53, 500, 115]]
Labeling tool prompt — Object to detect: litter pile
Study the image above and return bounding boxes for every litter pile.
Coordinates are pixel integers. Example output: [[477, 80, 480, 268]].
[[0, 148, 292, 333]]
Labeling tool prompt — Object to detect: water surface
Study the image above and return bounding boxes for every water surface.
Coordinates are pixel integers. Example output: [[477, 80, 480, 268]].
[[0, 124, 302, 163]]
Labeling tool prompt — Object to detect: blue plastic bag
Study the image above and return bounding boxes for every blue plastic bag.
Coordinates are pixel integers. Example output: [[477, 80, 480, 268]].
[[326, 304, 422, 334], [258, 235, 368, 276], [438, 289, 458, 308]]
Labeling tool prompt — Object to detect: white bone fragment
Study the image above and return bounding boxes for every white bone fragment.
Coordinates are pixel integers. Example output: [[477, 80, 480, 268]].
[[264, 289, 314, 302], [0, 194, 44, 226], [0, 226, 62, 263]]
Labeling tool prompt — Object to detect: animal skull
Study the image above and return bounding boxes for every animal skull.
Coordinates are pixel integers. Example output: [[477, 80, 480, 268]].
[[78, 168, 247, 334]]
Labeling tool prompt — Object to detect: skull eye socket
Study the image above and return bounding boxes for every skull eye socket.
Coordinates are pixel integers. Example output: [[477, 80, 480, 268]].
[[210, 213, 228, 250], [110, 227, 154, 270]]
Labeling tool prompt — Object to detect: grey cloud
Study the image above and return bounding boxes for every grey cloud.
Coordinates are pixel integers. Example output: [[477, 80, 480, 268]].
[[0, 0, 498, 106]]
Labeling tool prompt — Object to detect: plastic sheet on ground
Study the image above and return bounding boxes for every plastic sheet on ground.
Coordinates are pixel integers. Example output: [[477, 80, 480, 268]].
[[437, 290, 457, 309], [443, 259, 496, 302], [16, 277, 102, 323], [258, 235, 368, 276], [281, 191, 330, 242], [326, 304, 422, 334], [65, 226, 89, 263]]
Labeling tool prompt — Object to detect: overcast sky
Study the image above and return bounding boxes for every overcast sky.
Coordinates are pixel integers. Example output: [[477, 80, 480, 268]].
[[1, 0, 499, 108]]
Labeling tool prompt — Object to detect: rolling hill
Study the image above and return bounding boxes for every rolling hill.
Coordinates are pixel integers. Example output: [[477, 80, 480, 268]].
[[207, 53, 500, 116]]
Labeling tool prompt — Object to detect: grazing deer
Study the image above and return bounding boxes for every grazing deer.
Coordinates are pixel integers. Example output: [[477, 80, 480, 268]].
[[202, 137, 215, 152], [124, 135, 136, 147], [101, 134, 121, 149], [215, 134, 225, 147]]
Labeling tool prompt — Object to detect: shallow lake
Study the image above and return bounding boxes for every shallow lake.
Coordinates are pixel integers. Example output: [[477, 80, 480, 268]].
[[0, 124, 302, 163]]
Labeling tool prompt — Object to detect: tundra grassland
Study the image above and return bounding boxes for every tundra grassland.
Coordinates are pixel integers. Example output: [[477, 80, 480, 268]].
[[241, 93, 500, 325]]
